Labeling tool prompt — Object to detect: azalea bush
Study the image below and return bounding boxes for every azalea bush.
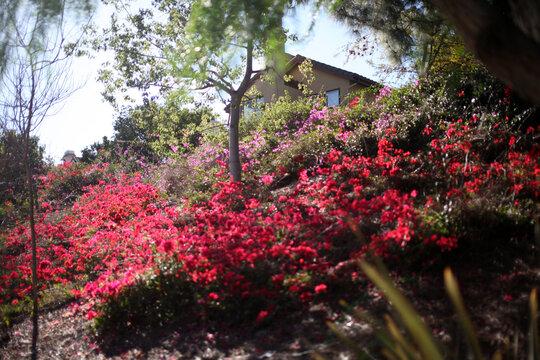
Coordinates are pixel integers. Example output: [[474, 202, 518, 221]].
[[2, 115, 537, 327], [37, 161, 120, 210], [0, 66, 538, 354]]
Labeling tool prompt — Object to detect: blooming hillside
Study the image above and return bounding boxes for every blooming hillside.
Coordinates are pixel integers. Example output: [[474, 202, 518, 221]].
[[1, 73, 539, 358]]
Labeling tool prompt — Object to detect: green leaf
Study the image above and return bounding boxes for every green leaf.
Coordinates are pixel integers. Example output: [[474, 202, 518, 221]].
[[444, 267, 483, 360], [359, 260, 444, 360], [530, 289, 539, 360], [326, 320, 369, 359]]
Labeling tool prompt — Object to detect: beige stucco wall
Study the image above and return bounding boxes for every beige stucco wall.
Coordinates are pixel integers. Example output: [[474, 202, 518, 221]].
[[250, 66, 371, 105]]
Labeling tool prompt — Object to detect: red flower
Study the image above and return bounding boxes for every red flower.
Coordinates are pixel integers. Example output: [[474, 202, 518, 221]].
[[160, 239, 175, 253], [256, 310, 269, 322]]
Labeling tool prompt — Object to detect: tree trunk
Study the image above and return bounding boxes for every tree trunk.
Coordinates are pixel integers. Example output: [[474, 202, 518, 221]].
[[229, 93, 242, 182], [431, 0, 540, 104], [24, 135, 39, 360], [227, 40, 255, 182]]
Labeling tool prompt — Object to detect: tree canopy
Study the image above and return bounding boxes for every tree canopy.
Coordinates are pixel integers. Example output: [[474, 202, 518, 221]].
[[83, 0, 189, 106], [0, 0, 95, 74], [330, 0, 454, 76], [329, 0, 540, 103], [430, 0, 540, 104], [81, 98, 215, 163], [168, 0, 295, 181]]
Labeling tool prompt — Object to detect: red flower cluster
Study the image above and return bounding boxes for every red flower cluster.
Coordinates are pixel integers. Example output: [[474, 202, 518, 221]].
[[0, 116, 537, 324]]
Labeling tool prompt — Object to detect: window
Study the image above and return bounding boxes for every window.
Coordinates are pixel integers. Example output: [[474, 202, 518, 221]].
[[326, 89, 340, 107]]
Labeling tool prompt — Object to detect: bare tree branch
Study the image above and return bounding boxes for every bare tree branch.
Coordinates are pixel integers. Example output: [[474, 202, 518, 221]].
[[0, 2, 91, 358]]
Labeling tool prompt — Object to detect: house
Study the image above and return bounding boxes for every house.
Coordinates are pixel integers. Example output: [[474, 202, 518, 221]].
[[61, 150, 79, 163], [245, 54, 378, 110]]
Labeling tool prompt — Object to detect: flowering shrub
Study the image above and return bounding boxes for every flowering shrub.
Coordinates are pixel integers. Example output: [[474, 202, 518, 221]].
[[1, 69, 538, 341], [37, 162, 120, 210], [148, 139, 229, 204]]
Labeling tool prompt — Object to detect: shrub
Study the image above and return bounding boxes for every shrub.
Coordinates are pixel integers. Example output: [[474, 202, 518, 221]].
[[37, 162, 119, 210], [148, 140, 229, 205], [93, 263, 198, 333], [0, 131, 47, 224], [243, 95, 314, 137]]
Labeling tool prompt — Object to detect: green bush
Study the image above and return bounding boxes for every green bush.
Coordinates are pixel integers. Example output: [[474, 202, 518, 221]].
[[243, 95, 314, 136], [0, 130, 47, 224], [82, 99, 217, 165], [94, 265, 198, 333]]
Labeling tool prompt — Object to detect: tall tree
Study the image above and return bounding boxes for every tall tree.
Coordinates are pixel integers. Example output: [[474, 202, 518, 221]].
[[169, 0, 290, 181], [0, 1, 92, 358], [329, 0, 540, 103], [330, 0, 455, 76], [88, 0, 292, 181], [430, 0, 540, 104]]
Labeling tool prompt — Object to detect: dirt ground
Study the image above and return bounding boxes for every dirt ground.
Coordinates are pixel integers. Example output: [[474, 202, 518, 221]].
[[1, 256, 539, 360]]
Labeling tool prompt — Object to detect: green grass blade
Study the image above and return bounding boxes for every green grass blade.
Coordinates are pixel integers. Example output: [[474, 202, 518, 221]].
[[444, 267, 484, 360], [381, 348, 401, 360], [384, 314, 422, 360], [339, 299, 403, 358], [359, 260, 444, 360], [326, 321, 369, 359], [530, 289, 539, 360]]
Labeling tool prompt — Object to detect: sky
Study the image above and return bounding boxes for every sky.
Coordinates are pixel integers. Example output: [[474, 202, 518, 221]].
[[37, 1, 387, 163]]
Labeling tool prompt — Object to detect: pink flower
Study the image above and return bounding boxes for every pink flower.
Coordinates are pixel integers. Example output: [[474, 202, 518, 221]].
[[261, 174, 273, 185], [314, 284, 327, 293]]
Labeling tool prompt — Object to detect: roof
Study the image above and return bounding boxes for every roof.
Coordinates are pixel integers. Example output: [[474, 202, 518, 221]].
[[285, 54, 378, 87]]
